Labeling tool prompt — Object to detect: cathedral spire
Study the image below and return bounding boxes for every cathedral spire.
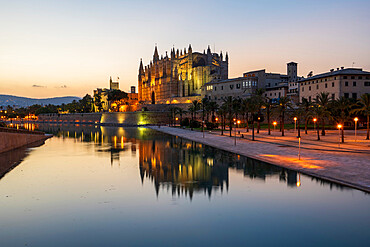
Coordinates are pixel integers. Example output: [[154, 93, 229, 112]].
[[139, 58, 144, 74], [188, 44, 192, 54], [153, 44, 159, 62], [225, 52, 229, 62], [207, 45, 211, 54], [110, 76, 112, 83], [220, 51, 223, 61]]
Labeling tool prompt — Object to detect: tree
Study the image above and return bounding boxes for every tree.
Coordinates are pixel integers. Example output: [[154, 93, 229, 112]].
[[249, 96, 261, 141], [262, 98, 273, 135], [80, 94, 93, 113], [254, 89, 265, 133], [315, 92, 331, 136], [352, 93, 370, 140], [188, 100, 201, 121], [301, 98, 312, 134], [222, 96, 234, 137], [332, 97, 351, 143], [277, 97, 292, 136], [241, 98, 251, 132], [207, 101, 219, 122], [94, 94, 104, 112]]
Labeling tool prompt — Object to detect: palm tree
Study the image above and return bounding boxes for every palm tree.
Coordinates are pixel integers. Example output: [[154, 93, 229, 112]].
[[333, 97, 351, 143], [249, 96, 261, 141], [241, 98, 251, 132], [352, 93, 370, 140], [312, 105, 322, 141], [301, 98, 312, 134], [262, 98, 273, 135], [175, 107, 186, 126], [207, 101, 219, 122], [254, 89, 265, 134], [277, 97, 292, 136], [188, 100, 201, 121], [315, 92, 331, 136], [222, 96, 234, 137], [218, 104, 228, 135]]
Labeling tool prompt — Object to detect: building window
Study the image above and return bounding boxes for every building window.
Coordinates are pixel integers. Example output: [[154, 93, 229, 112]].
[[302, 87, 304, 92], [345, 81, 348, 86], [215, 96, 217, 100], [309, 96, 311, 102], [359, 76, 362, 79], [309, 86, 311, 91], [209, 96, 211, 100], [344, 93, 349, 98], [353, 81, 356, 86], [352, 93, 357, 99], [214, 86, 217, 91], [236, 83, 240, 89], [221, 86, 223, 90], [270, 93, 272, 96], [325, 83, 327, 88], [316, 85, 319, 89], [351, 76, 355, 79], [332, 94, 335, 100], [230, 85, 234, 89], [332, 82, 335, 87], [343, 76, 347, 79], [365, 82, 370, 86]]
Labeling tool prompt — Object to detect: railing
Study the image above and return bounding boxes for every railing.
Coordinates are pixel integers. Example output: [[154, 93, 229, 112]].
[[0, 127, 45, 135]]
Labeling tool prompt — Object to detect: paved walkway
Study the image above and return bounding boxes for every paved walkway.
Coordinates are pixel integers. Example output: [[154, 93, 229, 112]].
[[148, 126, 370, 193]]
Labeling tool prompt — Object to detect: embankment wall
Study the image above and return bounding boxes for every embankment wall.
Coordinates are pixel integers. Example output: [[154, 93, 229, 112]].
[[0, 128, 50, 154], [37, 112, 170, 126]]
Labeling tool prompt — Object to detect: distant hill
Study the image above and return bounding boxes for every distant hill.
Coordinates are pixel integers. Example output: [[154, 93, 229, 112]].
[[0, 94, 81, 108]]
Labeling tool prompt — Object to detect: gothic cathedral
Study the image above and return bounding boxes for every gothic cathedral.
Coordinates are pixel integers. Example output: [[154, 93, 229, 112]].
[[138, 45, 228, 104]]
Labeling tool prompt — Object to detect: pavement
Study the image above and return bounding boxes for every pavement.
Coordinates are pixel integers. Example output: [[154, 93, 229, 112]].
[[148, 126, 370, 193]]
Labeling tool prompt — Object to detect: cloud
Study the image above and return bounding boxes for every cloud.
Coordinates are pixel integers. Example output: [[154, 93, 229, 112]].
[[60, 85, 67, 88], [32, 84, 46, 88]]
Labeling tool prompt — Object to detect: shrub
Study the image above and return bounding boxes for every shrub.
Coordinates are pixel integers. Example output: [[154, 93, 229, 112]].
[[181, 118, 190, 127], [205, 121, 218, 130], [189, 119, 201, 128]]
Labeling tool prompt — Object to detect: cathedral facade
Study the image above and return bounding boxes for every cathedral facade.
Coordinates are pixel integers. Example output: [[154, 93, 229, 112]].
[[138, 45, 228, 104]]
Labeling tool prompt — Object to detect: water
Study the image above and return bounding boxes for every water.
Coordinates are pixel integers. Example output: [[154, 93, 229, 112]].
[[0, 124, 369, 246]]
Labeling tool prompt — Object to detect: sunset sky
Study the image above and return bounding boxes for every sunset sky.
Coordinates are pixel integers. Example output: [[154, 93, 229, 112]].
[[1, 0, 369, 98]]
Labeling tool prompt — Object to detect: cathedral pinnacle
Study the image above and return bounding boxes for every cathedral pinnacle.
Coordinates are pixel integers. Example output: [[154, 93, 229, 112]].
[[153, 45, 159, 62]]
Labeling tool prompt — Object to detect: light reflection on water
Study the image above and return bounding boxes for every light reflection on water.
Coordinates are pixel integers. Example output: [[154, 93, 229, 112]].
[[0, 124, 369, 246]]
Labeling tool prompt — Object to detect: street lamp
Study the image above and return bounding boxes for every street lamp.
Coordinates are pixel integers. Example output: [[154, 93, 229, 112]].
[[337, 124, 342, 147], [273, 121, 277, 132], [202, 120, 205, 138], [175, 117, 179, 127], [313, 118, 317, 132], [294, 117, 297, 133], [354, 117, 358, 142], [234, 120, 238, 145]]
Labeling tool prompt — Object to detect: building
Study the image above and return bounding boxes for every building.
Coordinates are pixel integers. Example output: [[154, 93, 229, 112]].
[[201, 77, 258, 104], [138, 45, 228, 104], [93, 77, 138, 112], [299, 67, 370, 102], [202, 62, 300, 103]]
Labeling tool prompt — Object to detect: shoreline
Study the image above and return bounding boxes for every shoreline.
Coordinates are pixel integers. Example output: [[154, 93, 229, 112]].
[[148, 126, 370, 193]]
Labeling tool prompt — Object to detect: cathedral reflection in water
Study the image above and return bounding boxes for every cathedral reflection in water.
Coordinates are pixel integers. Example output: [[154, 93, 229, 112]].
[[11, 123, 345, 200]]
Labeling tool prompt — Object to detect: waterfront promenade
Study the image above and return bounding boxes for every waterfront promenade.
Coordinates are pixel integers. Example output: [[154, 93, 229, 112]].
[[149, 126, 370, 192]]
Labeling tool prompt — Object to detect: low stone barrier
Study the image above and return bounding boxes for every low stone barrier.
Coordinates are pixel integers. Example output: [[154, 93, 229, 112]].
[[0, 128, 50, 154]]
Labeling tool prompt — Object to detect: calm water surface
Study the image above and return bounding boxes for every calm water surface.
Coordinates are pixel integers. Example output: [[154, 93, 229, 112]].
[[0, 124, 369, 247]]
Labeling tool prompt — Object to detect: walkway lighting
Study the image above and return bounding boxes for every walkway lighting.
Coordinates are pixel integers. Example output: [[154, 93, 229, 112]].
[[215, 117, 219, 122], [337, 124, 342, 147], [354, 117, 358, 142], [294, 117, 297, 133], [313, 118, 317, 132]]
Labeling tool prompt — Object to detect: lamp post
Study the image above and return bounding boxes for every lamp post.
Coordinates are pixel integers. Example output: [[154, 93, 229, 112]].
[[313, 118, 317, 133], [202, 120, 205, 138], [294, 117, 297, 133], [354, 117, 358, 142], [273, 121, 277, 132], [298, 137, 301, 160], [234, 120, 237, 145], [175, 117, 179, 127], [337, 124, 342, 148]]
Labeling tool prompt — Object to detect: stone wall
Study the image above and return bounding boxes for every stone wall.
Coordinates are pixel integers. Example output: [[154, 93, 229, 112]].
[[0, 128, 50, 154], [100, 112, 169, 126], [37, 112, 171, 126], [38, 113, 102, 123]]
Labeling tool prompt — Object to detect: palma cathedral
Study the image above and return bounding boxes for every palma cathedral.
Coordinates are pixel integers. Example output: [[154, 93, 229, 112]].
[[138, 45, 228, 104]]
